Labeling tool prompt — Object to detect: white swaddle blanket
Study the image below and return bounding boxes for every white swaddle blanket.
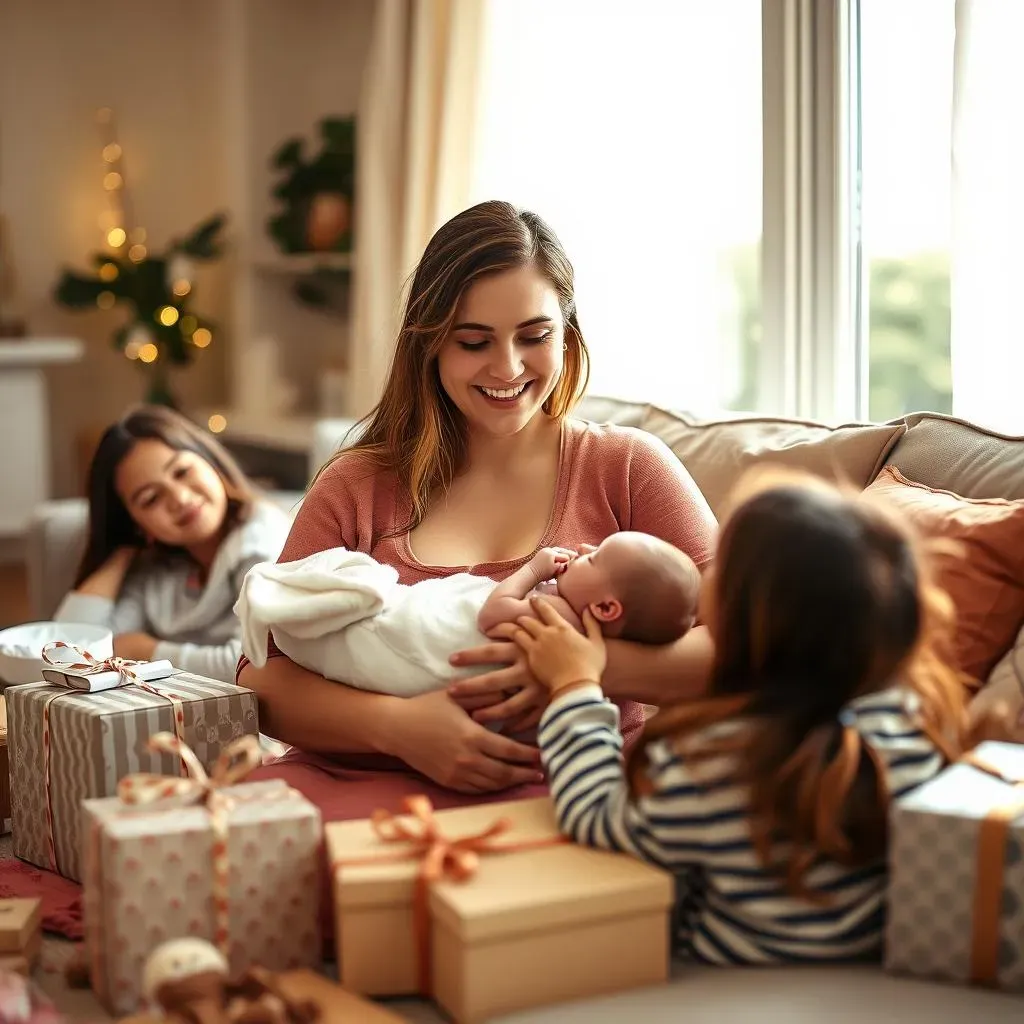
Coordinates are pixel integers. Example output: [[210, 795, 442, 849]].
[[235, 547, 498, 696]]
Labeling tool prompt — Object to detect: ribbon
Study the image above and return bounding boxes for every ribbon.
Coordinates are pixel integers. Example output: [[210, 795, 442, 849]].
[[961, 752, 1024, 986], [332, 795, 567, 994], [37, 644, 189, 875], [117, 732, 262, 956]]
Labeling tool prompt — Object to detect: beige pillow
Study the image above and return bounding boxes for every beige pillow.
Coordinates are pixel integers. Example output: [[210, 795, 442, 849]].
[[972, 623, 1024, 743], [886, 412, 1024, 500], [641, 406, 905, 518]]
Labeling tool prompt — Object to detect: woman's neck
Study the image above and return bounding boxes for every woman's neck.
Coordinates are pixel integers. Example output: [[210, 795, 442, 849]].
[[466, 412, 562, 471]]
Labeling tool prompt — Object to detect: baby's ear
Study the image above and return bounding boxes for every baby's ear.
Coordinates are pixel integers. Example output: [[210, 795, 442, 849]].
[[589, 598, 623, 623]]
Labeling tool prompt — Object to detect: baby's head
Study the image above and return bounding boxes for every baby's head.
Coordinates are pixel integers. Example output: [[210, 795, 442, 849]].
[[556, 532, 700, 643]]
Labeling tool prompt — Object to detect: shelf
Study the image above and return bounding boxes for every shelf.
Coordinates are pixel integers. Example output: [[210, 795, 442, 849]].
[[250, 251, 353, 274]]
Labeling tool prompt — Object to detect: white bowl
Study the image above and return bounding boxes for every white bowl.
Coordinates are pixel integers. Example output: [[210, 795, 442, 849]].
[[0, 621, 114, 686]]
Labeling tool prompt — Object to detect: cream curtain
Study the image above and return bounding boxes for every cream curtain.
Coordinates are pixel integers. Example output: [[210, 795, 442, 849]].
[[347, 0, 486, 417], [950, 0, 1024, 433]]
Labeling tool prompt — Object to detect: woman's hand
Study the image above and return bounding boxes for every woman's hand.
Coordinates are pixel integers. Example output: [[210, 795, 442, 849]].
[[112, 632, 159, 662], [387, 689, 544, 794], [511, 596, 607, 697], [77, 546, 139, 600], [448, 625, 549, 731]]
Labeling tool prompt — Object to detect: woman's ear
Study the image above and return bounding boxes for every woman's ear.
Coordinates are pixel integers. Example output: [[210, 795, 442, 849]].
[[589, 598, 623, 623]]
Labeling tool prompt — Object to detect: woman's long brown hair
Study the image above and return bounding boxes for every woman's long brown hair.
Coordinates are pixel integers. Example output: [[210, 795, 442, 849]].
[[314, 200, 590, 530], [626, 473, 970, 899], [75, 404, 258, 586]]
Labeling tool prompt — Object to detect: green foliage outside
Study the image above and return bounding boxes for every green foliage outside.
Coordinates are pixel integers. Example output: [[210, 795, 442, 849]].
[[724, 245, 952, 421]]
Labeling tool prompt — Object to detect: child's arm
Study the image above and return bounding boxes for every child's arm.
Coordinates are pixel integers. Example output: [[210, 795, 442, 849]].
[[477, 547, 577, 636], [537, 685, 724, 868]]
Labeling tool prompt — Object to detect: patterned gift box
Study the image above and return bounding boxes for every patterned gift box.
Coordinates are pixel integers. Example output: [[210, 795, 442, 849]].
[[6, 669, 258, 882], [327, 795, 673, 1024], [886, 740, 1024, 991], [83, 733, 322, 1016]]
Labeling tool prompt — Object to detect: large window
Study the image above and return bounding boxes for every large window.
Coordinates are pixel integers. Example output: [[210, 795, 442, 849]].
[[859, 0, 955, 422], [471, 0, 763, 413]]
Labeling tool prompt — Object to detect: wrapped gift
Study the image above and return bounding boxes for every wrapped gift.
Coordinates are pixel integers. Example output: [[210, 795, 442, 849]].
[[83, 733, 322, 1016], [327, 796, 673, 1024], [886, 741, 1024, 991], [6, 650, 258, 883], [0, 695, 9, 835]]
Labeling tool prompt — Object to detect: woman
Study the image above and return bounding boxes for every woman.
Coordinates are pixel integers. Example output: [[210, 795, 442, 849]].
[[56, 405, 291, 683], [241, 200, 718, 819]]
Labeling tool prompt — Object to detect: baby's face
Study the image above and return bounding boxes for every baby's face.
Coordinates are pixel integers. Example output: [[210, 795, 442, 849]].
[[556, 535, 636, 613]]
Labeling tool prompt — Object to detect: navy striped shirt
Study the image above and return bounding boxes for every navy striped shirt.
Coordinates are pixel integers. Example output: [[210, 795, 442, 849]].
[[537, 684, 945, 964]]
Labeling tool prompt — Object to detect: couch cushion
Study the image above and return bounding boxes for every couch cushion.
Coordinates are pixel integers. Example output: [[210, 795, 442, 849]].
[[886, 413, 1024, 500], [866, 466, 1024, 683], [640, 406, 905, 518], [576, 395, 647, 429]]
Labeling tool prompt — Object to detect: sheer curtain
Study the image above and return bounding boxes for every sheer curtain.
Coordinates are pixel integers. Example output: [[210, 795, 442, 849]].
[[950, 0, 1024, 433], [469, 0, 762, 413], [347, 0, 486, 416]]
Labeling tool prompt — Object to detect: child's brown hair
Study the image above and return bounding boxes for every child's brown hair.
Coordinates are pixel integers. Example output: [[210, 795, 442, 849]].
[[627, 469, 970, 899]]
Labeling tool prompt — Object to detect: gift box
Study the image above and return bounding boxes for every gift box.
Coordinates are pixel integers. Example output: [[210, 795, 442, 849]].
[[83, 733, 322, 1016], [327, 796, 674, 1024], [6, 667, 259, 883], [117, 969, 406, 1024], [886, 741, 1024, 991], [0, 695, 10, 835]]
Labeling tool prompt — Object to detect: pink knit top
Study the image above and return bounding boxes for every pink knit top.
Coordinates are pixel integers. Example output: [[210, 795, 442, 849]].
[[239, 417, 717, 747]]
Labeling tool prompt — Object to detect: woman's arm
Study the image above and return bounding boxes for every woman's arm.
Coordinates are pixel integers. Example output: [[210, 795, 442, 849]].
[[600, 625, 715, 704], [55, 549, 149, 635]]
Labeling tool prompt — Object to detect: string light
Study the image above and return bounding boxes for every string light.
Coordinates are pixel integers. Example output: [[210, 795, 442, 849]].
[[207, 414, 227, 433], [172, 279, 191, 297], [191, 328, 212, 348], [96, 291, 115, 310], [138, 342, 159, 363], [107, 227, 126, 248], [179, 314, 198, 335], [103, 172, 123, 192], [131, 227, 147, 244], [157, 305, 180, 326], [102, 142, 122, 163], [128, 243, 147, 263], [98, 263, 119, 282]]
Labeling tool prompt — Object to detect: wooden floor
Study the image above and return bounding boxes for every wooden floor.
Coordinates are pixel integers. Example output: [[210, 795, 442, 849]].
[[0, 562, 31, 627]]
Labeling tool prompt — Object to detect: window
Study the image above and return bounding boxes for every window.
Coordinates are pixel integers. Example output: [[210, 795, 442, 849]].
[[857, 0, 955, 422], [471, 0, 763, 413]]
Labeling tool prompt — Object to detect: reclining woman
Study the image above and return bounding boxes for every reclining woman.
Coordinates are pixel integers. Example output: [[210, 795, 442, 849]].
[[56, 405, 291, 683], [241, 199, 719, 822]]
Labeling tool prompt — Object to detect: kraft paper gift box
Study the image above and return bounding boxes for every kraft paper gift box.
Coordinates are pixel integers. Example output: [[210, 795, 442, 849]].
[[5, 667, 259, 883], [327, 795, 674, 1023], [82, 733, 322, 1017], [886, 741, 1024, 991], [0, 897, 42, 975], [0, 694, 9, 835]]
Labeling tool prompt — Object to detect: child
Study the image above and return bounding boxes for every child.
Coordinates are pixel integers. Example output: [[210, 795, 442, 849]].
[[56, 405, 291, 684], [236, 532, 699, 698], [510, 470, 972, 964]]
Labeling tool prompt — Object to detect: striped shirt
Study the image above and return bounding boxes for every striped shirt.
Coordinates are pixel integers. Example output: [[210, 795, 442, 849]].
[[538, 684, 946, 965]]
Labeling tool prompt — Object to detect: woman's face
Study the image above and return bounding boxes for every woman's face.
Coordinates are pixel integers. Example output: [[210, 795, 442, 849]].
[[114, 439, 229, 549], [437, 264, 566, 437]]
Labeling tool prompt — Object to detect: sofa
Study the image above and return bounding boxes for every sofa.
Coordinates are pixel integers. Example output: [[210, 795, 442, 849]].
[[23, 398, 1024, 1020]]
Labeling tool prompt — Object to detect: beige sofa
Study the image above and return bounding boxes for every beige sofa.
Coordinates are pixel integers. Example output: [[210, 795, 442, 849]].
[[22, 398, 1024, 1020]]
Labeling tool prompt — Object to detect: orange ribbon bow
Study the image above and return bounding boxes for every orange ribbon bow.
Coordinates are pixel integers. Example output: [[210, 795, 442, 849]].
[[333, 795, 566, 995]]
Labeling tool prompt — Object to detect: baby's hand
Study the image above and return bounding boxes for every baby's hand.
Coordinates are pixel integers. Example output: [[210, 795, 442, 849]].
[[530, 547, 576, 581]]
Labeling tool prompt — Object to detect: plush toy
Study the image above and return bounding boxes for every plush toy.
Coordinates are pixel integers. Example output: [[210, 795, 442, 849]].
[[142, 939, 320, 1024]]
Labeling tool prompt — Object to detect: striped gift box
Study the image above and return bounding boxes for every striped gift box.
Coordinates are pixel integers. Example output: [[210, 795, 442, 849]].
[[5, 671, 258, 882]]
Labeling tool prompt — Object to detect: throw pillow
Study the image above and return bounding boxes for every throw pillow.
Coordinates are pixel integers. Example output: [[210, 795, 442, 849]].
[[865, 466, 1024, 683]]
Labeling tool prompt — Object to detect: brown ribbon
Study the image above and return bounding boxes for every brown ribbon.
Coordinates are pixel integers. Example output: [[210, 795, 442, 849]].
[[331, 795, 567, 994], [962, 753, 1024, 985]]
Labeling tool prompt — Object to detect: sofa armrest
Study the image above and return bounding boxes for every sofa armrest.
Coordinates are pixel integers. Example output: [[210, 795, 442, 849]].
[[26, 499, 89, 621]]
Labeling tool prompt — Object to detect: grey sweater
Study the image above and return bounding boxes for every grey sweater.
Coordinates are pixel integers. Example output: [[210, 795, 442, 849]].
[[55, 500, 292, 683]]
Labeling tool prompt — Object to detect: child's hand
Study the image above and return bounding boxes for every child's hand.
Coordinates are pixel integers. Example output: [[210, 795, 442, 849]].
[[510, 596, 606, 697], [529, 546, 577, 581]]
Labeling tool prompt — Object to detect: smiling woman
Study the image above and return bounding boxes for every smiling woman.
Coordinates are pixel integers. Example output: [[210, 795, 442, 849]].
[[53, 405, 291, 682]]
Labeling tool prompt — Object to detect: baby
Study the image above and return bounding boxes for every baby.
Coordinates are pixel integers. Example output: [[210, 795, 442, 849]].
[[237, 532, 699, 700], [477, 532, 700, 644]]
